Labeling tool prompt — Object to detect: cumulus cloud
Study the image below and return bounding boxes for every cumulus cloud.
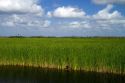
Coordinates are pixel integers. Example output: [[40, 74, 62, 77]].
[[1, 14, 21, 26], [60, 5, 125, 30], [2, 21, 15, 26], [93, 0, 125, 4], [63, 18, 125, 30], [27, 20, 51, 27], [0, 1, 125, 37], [0, 0, 43, 16], [62, 5, 124, 29], [96, 19, 125, 27], [1, 4, 123, 30], [47, 6, 86, 18], [90, 4, 124, 29], [67, 21, 91, 28], [93, 5, 122, 19], [1, 14, 51, 28]]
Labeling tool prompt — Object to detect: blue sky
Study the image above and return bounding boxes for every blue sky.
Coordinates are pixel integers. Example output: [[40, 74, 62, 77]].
[[0, 0, 125, 36], [41, 0, 125, 15]]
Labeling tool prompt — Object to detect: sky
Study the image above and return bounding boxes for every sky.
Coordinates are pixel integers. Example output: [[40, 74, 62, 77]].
[[0, 0, 125, 37]]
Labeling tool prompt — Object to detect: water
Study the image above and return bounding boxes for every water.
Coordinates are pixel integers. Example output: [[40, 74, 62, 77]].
[[0, 66, 124, 83]]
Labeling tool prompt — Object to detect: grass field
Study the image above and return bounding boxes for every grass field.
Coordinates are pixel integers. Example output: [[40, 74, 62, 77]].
[[0, 37, 125, 74]]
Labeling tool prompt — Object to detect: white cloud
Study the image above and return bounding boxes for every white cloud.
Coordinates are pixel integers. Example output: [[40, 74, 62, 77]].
[[43, 20, 51, 27], [62, 5, 124, 29], [47, 12, 52, 17], [1, 14, 25, 26], [93, 5, 122, 19], [2, 21, 15, 26], [0, 0, 43, 16], [69, 21, 81, 28], [96, 19, 125, 26], [27, 20, 51, 27], [68, 21, 91, 28], [91, 4, 124, 29], [1, 14, 51, 28], [93, 0, 125, 4], [47, 6, 86, 18], [0, 1, 125, 37]]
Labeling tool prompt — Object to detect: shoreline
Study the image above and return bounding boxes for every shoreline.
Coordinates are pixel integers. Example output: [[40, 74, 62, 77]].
[[0, 64, 124, 75]]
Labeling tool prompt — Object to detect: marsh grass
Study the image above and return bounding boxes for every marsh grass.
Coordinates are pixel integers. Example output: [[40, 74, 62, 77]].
[[0, 38, 125, 74]]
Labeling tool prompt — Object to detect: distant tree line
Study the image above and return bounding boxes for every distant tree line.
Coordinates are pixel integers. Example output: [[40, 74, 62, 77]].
[[0, 36, 125, 38]]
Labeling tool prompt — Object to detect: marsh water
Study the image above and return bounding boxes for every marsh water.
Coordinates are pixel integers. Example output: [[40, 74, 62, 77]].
[[0, 66, 125, 83]]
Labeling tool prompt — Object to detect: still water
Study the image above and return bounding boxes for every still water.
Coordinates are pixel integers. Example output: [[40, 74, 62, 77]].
[[0, 66, 124, 83]]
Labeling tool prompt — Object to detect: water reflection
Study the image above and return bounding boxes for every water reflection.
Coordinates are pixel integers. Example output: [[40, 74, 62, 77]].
[[0, 66, 124, 83]]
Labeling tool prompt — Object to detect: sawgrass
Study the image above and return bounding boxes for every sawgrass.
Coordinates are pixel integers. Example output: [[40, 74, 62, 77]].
[[0, 37, 125, 73]]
